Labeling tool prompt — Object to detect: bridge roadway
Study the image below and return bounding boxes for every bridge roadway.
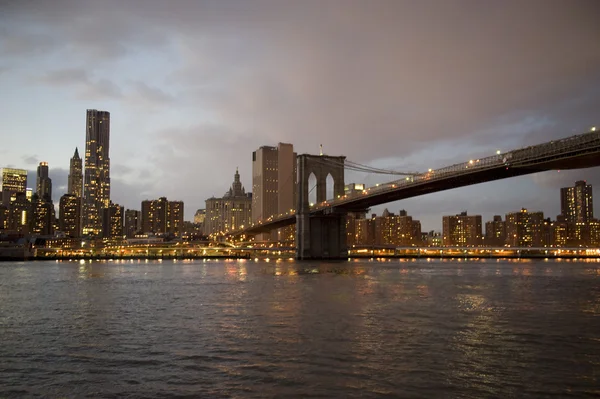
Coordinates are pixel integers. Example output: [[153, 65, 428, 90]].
[[232, 129, 600, 236]]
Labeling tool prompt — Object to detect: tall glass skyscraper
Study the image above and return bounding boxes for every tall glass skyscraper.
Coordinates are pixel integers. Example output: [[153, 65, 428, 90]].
[[83, 109, 111, 236]]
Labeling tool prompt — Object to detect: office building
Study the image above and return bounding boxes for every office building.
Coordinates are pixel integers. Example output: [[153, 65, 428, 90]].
[[561, 180, 593, 223], [205, 169, 252, 235], [36, 162, 52, 202], [32, 195, 54, 236], [102, 202, 124, 238], [485, 215, 506, 246], [505, 208, 545, 247], [0, 168, 27, 206], [252, 143, 296, 241], [68, 147, 83, 198], [6, 192, 30, 235], [141, 197, 184, 237], [124, 209, 142, 238], [83, 109, 111, 236], [442, 212, 482, 246], [59, 194, 82, 238]]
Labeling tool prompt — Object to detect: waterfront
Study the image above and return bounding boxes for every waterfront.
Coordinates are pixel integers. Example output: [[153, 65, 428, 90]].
[[1, 259, 599, 398]]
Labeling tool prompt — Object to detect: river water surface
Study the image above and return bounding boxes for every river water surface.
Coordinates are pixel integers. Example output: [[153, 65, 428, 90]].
[[1, 258, 599, 398]]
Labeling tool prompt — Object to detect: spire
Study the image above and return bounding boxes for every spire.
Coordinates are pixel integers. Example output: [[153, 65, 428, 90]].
[[73, 147, 80, 159]]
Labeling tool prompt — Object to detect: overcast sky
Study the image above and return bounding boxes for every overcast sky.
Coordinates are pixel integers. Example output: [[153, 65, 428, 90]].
[[1, 0, 599, 230]]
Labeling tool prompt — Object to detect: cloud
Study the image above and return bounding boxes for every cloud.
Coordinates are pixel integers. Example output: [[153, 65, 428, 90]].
[[22, 155, 39, 165], [37, 68, 123, 100]]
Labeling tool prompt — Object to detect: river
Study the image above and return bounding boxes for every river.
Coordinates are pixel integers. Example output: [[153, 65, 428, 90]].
[[1, 258, 599, 398]]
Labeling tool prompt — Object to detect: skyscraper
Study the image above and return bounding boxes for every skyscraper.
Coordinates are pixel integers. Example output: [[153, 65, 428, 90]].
[[561, 180, 593, 223], [83, 109, 111, 236], [141, 197, 185, 237], [68, 147, 83, 198], [36, 162, 52, 202], [252, 143, 296, 241], [59, 194, 82, 238], [0, 168, 27, 206]]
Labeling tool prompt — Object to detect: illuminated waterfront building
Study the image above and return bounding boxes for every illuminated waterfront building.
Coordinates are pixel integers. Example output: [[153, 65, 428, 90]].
[[102, 202, 124, 238], [505, 208, 545, 247], [442, 212, 482, 246], [6, 192, 31, 235], [124, 209, 142, 238], [68, 147, 83, 198], [549, 216, 569, 247], [83, 109, 111, 237], [485, 215, 506, 246], [0, 168, 27, 206], [205, 169, 252, 236], [252, 143, 296, 241], [561, 180, 593, 223], [36, 162, 52, 202], [141, 197, 184, 237], [59, 194, 81, 238], [590, 220, 600, 247], [373, 209, 422, 246]]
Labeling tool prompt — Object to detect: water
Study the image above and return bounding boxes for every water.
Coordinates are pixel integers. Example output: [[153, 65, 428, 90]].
[[1, 258, 599, 398]]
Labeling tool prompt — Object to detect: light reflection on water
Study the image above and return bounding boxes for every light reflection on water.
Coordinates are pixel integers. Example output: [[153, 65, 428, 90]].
[[0, 258, 599, 398]]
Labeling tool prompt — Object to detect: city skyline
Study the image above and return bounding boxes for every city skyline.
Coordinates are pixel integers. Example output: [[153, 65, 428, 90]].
[[1, 1, 600, 230]]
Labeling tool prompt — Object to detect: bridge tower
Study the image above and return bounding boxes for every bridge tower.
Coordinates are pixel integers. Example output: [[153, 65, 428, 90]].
[[296, 154, 347, 260]]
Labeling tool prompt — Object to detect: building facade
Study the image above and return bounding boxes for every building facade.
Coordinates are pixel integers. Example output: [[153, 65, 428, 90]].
[[252, 143, 296, 241], [124, 209, 142, 238], [485, 215, 506, 246], [141, 197, 184, 237], [0, 168, 27, 206], [68, 147, 83, 198], [59, 194, 82, 238], [205, 169, 252, 236], [83, 109, 111, 236], [442, 212, 482, 246], [102, 202, 124, 238], [505, 208, 545, 247], [561, 180, 593, 223]]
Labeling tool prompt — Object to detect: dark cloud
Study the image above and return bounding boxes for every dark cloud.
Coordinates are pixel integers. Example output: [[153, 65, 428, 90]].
[[37, 68, 123, 100]]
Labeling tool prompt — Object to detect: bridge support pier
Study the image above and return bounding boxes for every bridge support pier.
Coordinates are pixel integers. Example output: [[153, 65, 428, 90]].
[[296, 154, 347, 260]]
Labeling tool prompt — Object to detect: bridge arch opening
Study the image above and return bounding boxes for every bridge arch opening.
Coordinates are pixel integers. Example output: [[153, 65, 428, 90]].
[[308, 172, 317, 206], [326, 173, 334, 201]]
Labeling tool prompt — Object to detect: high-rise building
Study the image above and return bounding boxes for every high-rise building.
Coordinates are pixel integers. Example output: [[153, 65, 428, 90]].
[[485, 215, 506, 246], [0, 168, 27, 206], [505, 208, 545, 247], [371, 208, 422, 246], [6, 192, 31, 234], [102, 202, 124, 238], [141, 197, 185, 237], [83, 109, 111, 236], [252, 143, 296, 241], [0, 204, 7, 230], [124, 209, 142, 238], [32, 195, 54, 236], [561, 180, 593, 223], [36, 162, 52, 202], [442, 212, 482, 246], [205, 169, 252, 236], [59, 194, 82, 238], [68, 147, 83, 198]]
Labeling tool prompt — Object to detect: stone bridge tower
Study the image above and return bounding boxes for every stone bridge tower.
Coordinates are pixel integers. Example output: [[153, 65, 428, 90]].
[[296, 154, 347, 259]]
